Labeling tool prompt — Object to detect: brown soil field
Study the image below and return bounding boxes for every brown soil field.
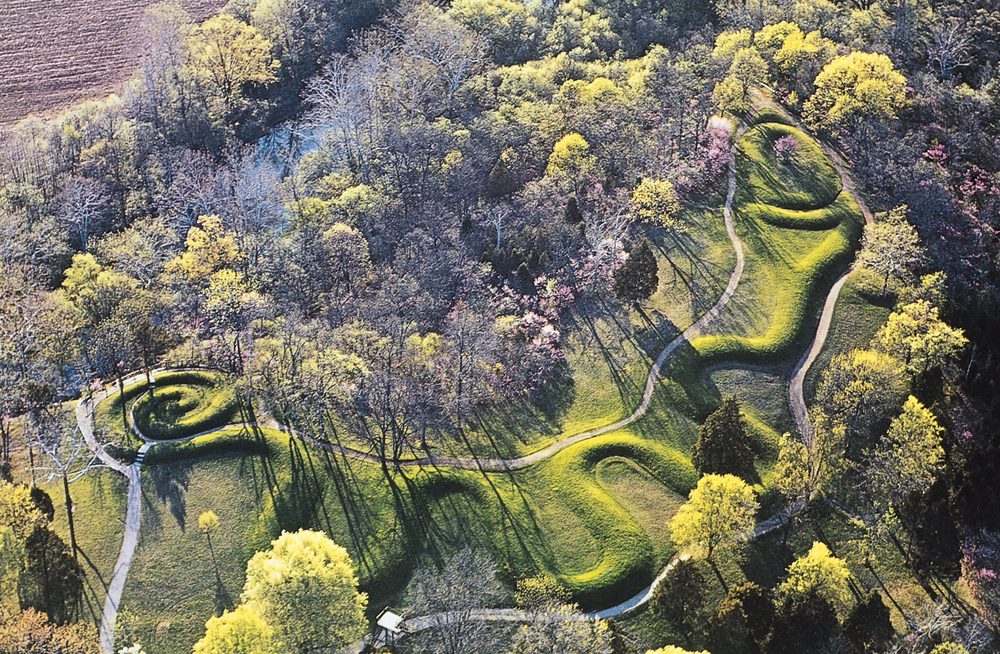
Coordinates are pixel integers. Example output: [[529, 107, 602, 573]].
[[0, 0, 226, 126]]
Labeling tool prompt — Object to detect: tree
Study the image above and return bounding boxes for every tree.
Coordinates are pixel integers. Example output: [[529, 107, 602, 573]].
[[713, 47, 768, 116], [0, 608, 97, 654], [545, 133, 598, 190], [864, 396, 944, 512], [842, 590, 893, 653], [613, 241, 658, 304], [669, 474, 759, 591], [873, 300, 967, 376], [193, 604, 289, 654], [804, 51, 907, 129], [166, 214, 242, 284], [649, 558, 707, 645], [630, 178, 680, 232], [708, 582, 774, 654], [814, 349, 908, 452], [691, 399, 756, 479], [646, 647, 710, 654], [508, 604, 614, 654], [241, 529, 367, 654], [762, 590, 839, 654], [515, 574, 573, 613], [185, 14, 279, 117], [855, 206, 925, 296], [776, 542, 851, 613], [21, 525, 85, 625], [931, 643, 970, 654], [56, 177, 109, 252], [404, 549, 506, 654]]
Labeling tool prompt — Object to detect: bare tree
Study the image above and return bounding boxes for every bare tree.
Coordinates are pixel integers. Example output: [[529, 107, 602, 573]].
[[394, 2, 487, 109], [403, 549, 508, 654], [28, 415, 104, 561], [584, 188, 633, 273], [928, 17, 971, 80], [57, 177, 109, 252]]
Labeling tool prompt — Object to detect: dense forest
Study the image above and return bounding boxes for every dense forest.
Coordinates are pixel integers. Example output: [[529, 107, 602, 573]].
[[3, 0, 1000, 652]]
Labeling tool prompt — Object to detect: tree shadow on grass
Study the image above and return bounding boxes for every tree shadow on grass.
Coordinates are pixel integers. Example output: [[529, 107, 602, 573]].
[[148, 463, 189, 531]]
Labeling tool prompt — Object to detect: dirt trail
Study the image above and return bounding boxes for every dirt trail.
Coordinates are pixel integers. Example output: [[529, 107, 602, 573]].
[[76, 374, 157, 654], [784, 122, 874, 448]]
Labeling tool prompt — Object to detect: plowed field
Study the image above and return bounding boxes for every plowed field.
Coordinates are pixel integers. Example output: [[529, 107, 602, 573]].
[[0, 0, 225, 125]]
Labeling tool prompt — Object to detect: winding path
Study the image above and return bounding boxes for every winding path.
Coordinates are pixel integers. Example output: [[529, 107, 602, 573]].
[[76, 375, 158, 654], [298, 145, 745, 473], [77, 112, 869, 651], [784, 117, 875, 447]]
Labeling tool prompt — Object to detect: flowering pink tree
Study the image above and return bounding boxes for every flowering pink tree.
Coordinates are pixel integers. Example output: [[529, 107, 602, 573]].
[[961, 529, 1000, 629], [774, 134, 800, 164]]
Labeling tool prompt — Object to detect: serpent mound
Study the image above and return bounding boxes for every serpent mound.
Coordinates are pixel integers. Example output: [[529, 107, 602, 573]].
[[130, 370, 240, 441]]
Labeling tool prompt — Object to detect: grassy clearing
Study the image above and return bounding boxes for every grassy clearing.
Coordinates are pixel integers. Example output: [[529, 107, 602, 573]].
[[737, 122, 841, 211]]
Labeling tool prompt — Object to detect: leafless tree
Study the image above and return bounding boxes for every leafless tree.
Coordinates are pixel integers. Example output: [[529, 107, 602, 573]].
[[928, 17, 971, 80], [57, 177, 109, 252], [584, 189, 633, 272], [28, 414, 105, 561], [130, 2, 194, 127], [403, 549, 509, 654], [394, 2, 487, 108]]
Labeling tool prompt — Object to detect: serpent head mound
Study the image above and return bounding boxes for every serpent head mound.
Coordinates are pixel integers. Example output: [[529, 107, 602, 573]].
[[737, 122, 842, 212], [130, 370, 240, 441]]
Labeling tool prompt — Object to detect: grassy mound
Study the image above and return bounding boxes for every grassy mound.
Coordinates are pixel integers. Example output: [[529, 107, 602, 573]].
[[129, 370, 241, 441], [737, 122, 841, 211], [693, 119, 864, 364]]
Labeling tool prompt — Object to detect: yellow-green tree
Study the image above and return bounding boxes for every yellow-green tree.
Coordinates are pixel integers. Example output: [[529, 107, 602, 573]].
[[186, 14, 279, 116], [545, 133, 598, 190], [777, 541, 852, 614], [713, 47, 769, 115], [873, 300, 967, 375], [241, 529, 367, 654], [193, 604, 289, 654], [856, 205, 925, 296], [166, 215, 242, 284], [670, 474, 758, 591], [815, 348, 908, 451], [865, 396, 944, 511], [630, 178, 680, 232], [646, 646, 710, 654], [804, 51, 907, 128]]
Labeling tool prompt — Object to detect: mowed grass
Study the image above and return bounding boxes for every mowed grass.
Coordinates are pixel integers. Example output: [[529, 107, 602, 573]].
[[107, 423, 698, 653]]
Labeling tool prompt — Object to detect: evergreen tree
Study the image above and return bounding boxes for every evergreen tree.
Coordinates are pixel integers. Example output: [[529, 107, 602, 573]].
[[843, 591, 893, 653], [613, 241, 658, 304], [691, 399, 756, 479], [650, 558, 707, 645]]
